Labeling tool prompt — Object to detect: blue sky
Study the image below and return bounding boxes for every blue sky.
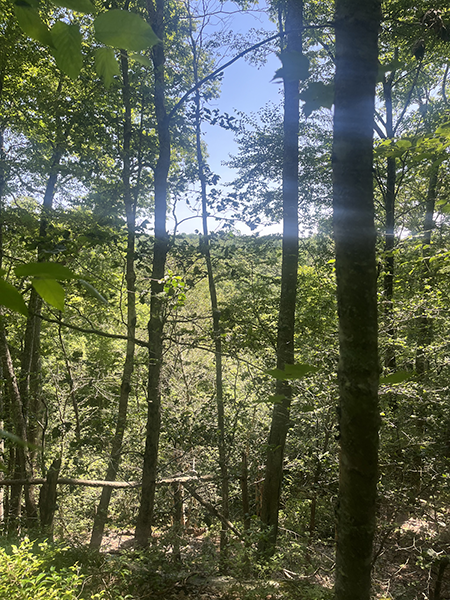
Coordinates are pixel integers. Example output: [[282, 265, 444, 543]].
[[169, 1, 283, 235]]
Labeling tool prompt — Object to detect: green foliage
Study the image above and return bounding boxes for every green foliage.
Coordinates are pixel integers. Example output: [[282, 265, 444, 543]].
[[379, 371, 414, 384], [94, 10, 159, 52], [12, 2, 158, 82], [0, 277, 28, 315], [94, 48, 120, 88], [14, 3, 54, 48], [0, 538, 103, 599], [32, 278, 65, 311], [50, 22, 82, 81], [266, 363, 319, 380], [299, 81, 334, 117], [273, 51, 310, 82], [50, 0, 94, 14]]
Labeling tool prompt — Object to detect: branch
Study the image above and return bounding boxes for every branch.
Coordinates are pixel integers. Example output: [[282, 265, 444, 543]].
[[443, 63, 449, 106], [183, 483, 243, 539], [39, 315, 149, 348], [394, 60, 423, 135], [168, 23, 334, 121], [373, 119, 386, 139], [0, 474, 214, 488]]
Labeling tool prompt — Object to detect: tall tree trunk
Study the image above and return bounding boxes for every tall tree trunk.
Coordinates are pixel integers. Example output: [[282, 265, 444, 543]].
[[259, 0, 302, 557], [0, 321, 35, 524], [90, 50, 137, 549], [333, 1, 381, 599], [188, 14, 230, 560], [16, 148, 63, 526], [135, 0, 170, 546], [383, 72, 396, 369], [415, 162, 439, 374]]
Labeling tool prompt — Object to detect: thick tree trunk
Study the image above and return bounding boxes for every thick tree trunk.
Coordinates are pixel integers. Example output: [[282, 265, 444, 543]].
[[90, 51, 137, 549], [39, 457, 61, 539], [333, 1, 381, 599], [135, 0, 170, 546], [259, 0, 302, 557]]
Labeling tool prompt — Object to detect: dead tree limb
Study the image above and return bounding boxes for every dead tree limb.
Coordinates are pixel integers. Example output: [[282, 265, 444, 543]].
[[183, 483, 243, 539], [0, 474, 213, 488]]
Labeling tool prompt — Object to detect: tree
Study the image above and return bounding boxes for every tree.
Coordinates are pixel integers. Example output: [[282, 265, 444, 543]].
[[259, 0, 304, 556], [135, 0, 171, 546], [332, 0, 381, 598], [187, 2, 230, 559]]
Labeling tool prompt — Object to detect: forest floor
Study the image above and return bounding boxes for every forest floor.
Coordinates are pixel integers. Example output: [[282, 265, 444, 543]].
[[82, 514, 449, 599]]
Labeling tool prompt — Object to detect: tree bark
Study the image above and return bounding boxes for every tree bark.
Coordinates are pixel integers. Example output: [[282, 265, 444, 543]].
[[188, 13, 230, 559], [0, 320, 35, 525], [39, 457, 61, 539], [90, 50, 137, 549], [415, 162, 439, 374], [333, 1, 381, 599], [382, 72, 396, 369], [135, 0, 170, 546], [259, 0, 302, 557]]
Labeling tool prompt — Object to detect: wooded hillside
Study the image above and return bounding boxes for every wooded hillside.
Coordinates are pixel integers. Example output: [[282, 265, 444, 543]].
[[1, 0, 450, 599]]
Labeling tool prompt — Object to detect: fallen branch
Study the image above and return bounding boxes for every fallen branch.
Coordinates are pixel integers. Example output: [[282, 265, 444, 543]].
[[183, 483, 243, 539], [0, 474, 213, 488]]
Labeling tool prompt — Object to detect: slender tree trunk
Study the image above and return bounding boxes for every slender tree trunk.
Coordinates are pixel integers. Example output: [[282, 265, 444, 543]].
[[308, 411, 332, 540], [415, 163, 439, 374], [135, 0, 170, 546], [58, 326, 81, 444], [259, 0, 302, 557], [333, 1, 381, 599], [0, 128, 5, 523], [15, 147, 63, 526], [381, 66, 398, 370], [241, 450, 250, 532], [90, 51, 137, 549], [188, 18, 230, 559], [0, 321, 35, 525]]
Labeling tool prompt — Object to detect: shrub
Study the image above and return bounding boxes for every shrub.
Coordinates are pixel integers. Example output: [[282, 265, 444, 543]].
[[0, 537, 103, 600]]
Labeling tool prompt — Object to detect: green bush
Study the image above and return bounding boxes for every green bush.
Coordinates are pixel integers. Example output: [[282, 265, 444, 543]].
[[0, 538, 104, 600]]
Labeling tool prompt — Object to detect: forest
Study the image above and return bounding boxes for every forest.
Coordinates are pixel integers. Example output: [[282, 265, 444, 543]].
[[1, 0, 450, 598]]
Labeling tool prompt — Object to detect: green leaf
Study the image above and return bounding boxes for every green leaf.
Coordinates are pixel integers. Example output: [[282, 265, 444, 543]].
[[0, 429, 37, 450], [380, 371, 413, 384], [436, 121, 450, 137], [51, 22, 83, 80], [129, 53, 153, 68], [255, 394, 287, 405], [78, 279, 108, 304], [15, 262, 77, 280], [14, 4, 54, 47], [95, 47, 120, 88], [50, 0, 95, 14], [266, 363, 319, 380], [94, 10, 160, 51], [299, 81, 334, 117], [273, 51, 310, 82], [0, 279, 28, 316], [32, 278, 65, 311], [377, 57, 405, 81]]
